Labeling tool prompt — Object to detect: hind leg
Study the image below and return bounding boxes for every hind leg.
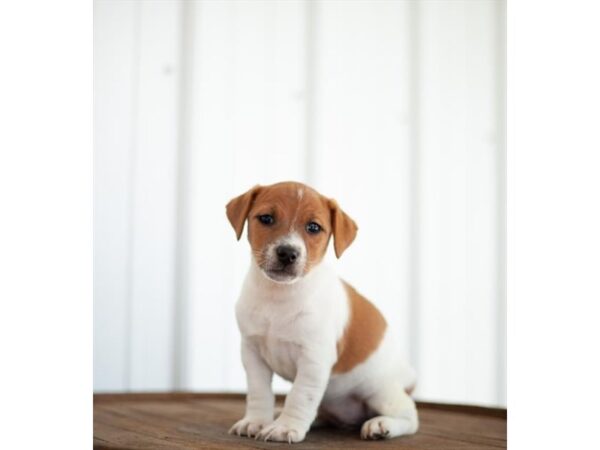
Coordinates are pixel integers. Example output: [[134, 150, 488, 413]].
[[360, 380, 418, 440]]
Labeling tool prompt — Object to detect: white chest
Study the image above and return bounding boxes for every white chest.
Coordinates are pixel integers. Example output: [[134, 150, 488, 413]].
[[239, 304, 314, 381], [235, 262, 349, 381], [256, 335, 301, 382]]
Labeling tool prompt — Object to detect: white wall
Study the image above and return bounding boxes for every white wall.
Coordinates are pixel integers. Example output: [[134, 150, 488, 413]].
[[94, 0, 506, 407]]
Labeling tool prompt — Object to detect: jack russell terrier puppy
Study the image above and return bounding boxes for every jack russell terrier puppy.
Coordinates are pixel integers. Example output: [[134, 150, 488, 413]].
[[226, 181, 418, 443]]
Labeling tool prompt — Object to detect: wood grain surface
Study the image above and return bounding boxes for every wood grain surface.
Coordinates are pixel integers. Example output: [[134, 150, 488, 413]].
[[94, 393, 506, 449]]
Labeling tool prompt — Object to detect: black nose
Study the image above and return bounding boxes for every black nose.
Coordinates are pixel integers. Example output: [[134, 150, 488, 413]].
[[276, 245, 300, 266]]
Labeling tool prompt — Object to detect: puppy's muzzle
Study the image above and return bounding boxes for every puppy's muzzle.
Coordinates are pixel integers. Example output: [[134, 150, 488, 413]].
[[276, 245, 300, 266]]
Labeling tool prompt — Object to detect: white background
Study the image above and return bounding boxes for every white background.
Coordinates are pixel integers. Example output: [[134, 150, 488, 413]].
[[2, 0, 600, 448], [94, 0, 507, 407]]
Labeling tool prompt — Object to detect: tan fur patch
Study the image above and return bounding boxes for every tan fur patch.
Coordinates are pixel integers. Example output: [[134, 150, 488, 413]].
[[332, 281, 387, 374]]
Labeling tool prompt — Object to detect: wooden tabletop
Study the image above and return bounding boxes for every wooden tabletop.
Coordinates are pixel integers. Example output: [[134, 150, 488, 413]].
[[94, 393, 506, 449]]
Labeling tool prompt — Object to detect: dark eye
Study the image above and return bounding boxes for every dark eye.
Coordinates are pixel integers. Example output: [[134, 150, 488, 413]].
[[258, 214, 274, 225], [306, 222, 321, 234]]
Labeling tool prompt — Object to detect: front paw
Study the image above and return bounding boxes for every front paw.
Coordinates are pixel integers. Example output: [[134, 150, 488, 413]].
[[228, 416, 271, 438], [256, 417, 307, 443]]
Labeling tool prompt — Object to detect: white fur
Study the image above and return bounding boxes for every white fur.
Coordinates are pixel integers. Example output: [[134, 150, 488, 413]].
[[230, 258, 419, 443]]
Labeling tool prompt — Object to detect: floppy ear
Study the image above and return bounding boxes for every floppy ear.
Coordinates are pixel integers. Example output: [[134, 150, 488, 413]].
[[226, 185, 261, 240], [329, 199, 358, 258]]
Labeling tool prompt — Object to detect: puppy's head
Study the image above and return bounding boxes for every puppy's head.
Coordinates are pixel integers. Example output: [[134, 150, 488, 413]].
[[226, 181, 357, 284]]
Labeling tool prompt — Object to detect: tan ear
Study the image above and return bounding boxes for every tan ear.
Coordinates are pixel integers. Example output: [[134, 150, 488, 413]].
[[329, 199, 358, 258], [226, 185, 261, 240]]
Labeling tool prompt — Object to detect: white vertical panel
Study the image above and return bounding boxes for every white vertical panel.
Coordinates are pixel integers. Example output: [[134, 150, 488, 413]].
[[413, 0, 503, 406], [93, 0, 137, 391], [465, 0, 505, 407], [184, 0, 307, 391], [128, 0, 181, 390], [312, 0, 413, 358], [496, 0, 507, 408]]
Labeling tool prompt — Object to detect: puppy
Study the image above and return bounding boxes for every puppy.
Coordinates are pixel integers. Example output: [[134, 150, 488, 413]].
[[226, 181, 418, 443]]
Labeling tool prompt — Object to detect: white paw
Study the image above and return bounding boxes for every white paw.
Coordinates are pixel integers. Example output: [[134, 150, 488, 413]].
[[360, 414, 417, 440], [255, 417, 307, 443], [361, 416, 392, 440], [228, 416, 271, 438]]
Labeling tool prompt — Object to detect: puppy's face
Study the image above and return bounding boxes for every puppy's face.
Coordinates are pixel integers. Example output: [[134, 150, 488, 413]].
[[226, 182, 358, 284]]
